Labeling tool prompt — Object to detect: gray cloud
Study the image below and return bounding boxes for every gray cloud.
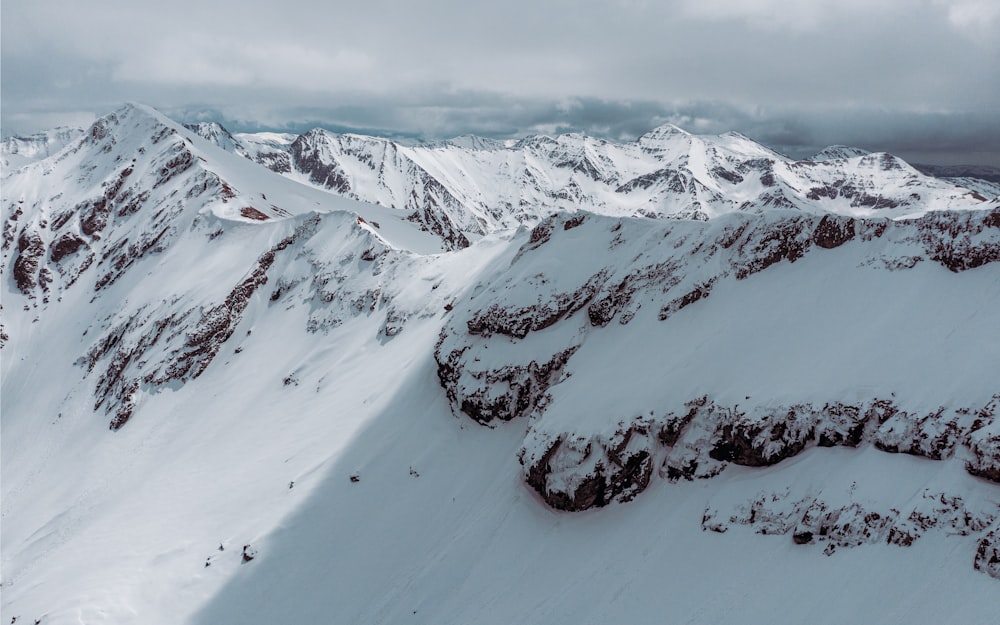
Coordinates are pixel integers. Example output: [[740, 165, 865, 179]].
[[3, 0, 999, 165]]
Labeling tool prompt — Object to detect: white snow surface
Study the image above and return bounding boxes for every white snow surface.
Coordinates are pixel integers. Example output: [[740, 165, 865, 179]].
[[2, 104, 1000, 625]]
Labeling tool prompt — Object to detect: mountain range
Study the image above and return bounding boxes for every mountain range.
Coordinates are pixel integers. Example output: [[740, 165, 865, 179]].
[[2, 103, 999, 625]]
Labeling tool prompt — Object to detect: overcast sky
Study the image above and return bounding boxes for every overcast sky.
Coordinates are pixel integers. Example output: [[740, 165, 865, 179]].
[[3, 0, 999, 165]]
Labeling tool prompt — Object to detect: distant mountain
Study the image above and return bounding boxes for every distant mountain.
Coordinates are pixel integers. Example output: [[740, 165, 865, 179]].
[[808, 145, 871, 161], [2, 127, 85, 170], [4, 103, 999, 625], [186, 121, 991, 250], [914, 163, 1000, 183]]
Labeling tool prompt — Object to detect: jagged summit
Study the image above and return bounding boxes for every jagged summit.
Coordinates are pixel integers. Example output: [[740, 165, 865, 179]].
[[810, 145, 871, 161], [185, 121, 243, 153], [637, 122, 690, 142]]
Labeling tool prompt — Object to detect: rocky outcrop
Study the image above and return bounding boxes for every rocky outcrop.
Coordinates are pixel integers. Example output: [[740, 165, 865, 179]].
[[49, 232, 87, 263], [290, 130, 352, 194], [975, 528, 1000, 579], [80, 215, 324, 429], [915, 207, 1000, 272], [523, 423, 655, 511], [12, 228, 45, 294], [812, 214, 856, 249], [966, 400, 1000, 481], [468, 273, 607, 339], [703, 489, 997, 558], [437, 345, 578, 425], [406, 204, 471, 251], [517, 395, 1000, 513], [732, 215, 811, 279]]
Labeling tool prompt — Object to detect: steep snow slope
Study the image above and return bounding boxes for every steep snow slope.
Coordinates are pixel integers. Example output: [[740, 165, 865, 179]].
[[3, 104, 1000, 625]]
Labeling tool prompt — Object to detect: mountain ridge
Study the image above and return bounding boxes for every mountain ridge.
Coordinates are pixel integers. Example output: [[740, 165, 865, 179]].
[[3, 103, 999, 625]]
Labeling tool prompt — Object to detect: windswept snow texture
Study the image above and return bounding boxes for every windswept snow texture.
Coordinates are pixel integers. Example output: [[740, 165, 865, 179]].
[[3, 104, 1000, 625]]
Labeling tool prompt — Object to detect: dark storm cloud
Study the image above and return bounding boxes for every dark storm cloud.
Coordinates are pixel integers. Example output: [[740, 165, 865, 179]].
[[3, 0, 999, 165]]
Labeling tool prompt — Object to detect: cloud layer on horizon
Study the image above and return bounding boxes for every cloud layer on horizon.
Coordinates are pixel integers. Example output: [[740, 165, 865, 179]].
[[3, 0, 999, 165]]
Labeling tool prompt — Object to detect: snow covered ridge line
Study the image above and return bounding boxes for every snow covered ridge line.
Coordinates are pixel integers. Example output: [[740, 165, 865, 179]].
[[58, 207, 397, 431], [3, 105, 293, 303], [183, 112, 995, 245], [8, 103, 996, 253], [1, 102, 440, 426]]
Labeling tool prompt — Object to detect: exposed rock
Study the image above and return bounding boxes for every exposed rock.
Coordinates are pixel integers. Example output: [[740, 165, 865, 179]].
[[241, 544, 258, 563], [79, 198, 110, 237], [290, 131, 352, 194], [381, 308, 407, 338], [12, 228, 45, 294], [82, 215, 323, 429], [733, 216, 811, 279], [658, 278, 714, 321], [523, 423, 655, 511], [442, 346, 578, 425], [588, 261, 679, 327], [815, 402, 867, 447], [916, 208, 1000, 272], [240, 207, 270, 221], [975, 529, 1000, 579], [510, 395, 1000, 514], [709, 489, 996, 559], [708, 405, 815, 467], [49, 232, 87, 263], [812, 214, 856, 249], [873, 407, 965, 460], [153, 148, 194, 188], [966, 398, 1000, 482], [468, 272, 607, 339]]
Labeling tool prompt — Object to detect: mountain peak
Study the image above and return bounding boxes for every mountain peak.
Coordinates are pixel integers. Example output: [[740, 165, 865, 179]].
[[809, 145, 871, 162], [636, 123, 691, 148], [184, 121, 242, 153]]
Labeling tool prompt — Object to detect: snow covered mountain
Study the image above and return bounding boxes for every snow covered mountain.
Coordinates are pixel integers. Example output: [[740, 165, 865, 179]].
[[3, 103, 999, 625], [2, 127, 86, 171], [186, 120, 993, 247]]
